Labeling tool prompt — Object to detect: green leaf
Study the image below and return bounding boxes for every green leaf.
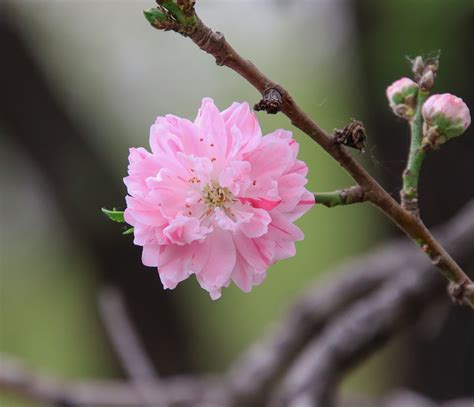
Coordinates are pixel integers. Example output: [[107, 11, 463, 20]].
[[122, 227, 134, 235], [143, 8, 167, 24], [101, 208, 125, 223], [160, 1, 186, 24]]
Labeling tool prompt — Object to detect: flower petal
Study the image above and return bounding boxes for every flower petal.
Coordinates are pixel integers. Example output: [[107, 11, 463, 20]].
[[198, 228, 236, 289]]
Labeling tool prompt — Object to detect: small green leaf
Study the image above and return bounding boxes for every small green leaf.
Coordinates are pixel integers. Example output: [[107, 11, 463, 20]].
[[122, 227, 134, 235], [101, 208, 125, 223], [160, 1, 186, 24], [143, 8, 167, 24]]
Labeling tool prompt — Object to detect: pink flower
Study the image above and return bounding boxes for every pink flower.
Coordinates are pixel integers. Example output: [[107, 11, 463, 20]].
[[386, 77, 418, 118], [124, 98, 314, 299]]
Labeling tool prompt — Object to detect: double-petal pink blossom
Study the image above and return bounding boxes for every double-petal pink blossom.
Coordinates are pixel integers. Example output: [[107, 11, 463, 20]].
[[124, 98, 314, 299]]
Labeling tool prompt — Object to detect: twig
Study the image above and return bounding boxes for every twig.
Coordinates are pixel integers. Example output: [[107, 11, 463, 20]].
[[145, 6, 474, 306], [314, 186, 368, 208], [227, 201, 474, 406]]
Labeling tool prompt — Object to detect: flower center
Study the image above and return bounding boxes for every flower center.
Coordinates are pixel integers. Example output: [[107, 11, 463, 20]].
[[202, 181, 234, 209]]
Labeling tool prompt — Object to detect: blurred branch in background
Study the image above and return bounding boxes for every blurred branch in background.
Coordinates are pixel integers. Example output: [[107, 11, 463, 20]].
[[98, 287, 159, 405], [229, 201, 474, 407], [1, 201, 473, 406], [1, 355, 473, 407]]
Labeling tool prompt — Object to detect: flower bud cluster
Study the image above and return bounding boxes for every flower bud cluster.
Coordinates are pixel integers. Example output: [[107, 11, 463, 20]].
[[412, 55, 439, 89], [386, 55, 470, 149]]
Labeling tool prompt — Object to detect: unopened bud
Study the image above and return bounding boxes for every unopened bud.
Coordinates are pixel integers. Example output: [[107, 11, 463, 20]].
[[422, 93, 471, 149], [144, 8, 167, 25], [412, 56, 424, 80], [419, 70, 435, 91], [144, 1, 197, 33], [424, 57, 440, 77], [386, 78, 419, 119]]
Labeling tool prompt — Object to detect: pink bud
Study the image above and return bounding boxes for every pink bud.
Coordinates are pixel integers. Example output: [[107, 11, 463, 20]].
[[421, 94, 471, 149], [386, 78, 418, 104], [422, 94, 471, 130], [386, 78, 418, 118]]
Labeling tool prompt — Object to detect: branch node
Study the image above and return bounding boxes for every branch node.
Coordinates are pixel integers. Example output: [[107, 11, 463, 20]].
[[213, 32, 228, 65], [447, 279, 471, 306], [340, 185, 367, 205], [254, 88, 283, 114], [401, 189, 419, 215], [333, 119, 366, 152], [314, 186, 368, 208]]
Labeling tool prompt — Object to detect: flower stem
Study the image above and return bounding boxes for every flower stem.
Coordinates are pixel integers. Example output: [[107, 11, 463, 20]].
[[401, 90, 429, 213], [314, 186, 367, 208]]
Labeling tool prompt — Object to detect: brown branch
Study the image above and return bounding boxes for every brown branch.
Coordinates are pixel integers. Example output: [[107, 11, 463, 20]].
[[146, 10, 473, 306], [226, 201, 474, 407]]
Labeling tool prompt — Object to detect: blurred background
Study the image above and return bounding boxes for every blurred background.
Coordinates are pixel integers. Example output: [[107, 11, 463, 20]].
[[1, 0, 473, 406]]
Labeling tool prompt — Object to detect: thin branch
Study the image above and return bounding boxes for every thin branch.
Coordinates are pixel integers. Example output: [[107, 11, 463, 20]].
[[145, 7, 474, 306], [98, 286, 159, 405], [227, 201, 474, 406], [314, 186, 368, 208]]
